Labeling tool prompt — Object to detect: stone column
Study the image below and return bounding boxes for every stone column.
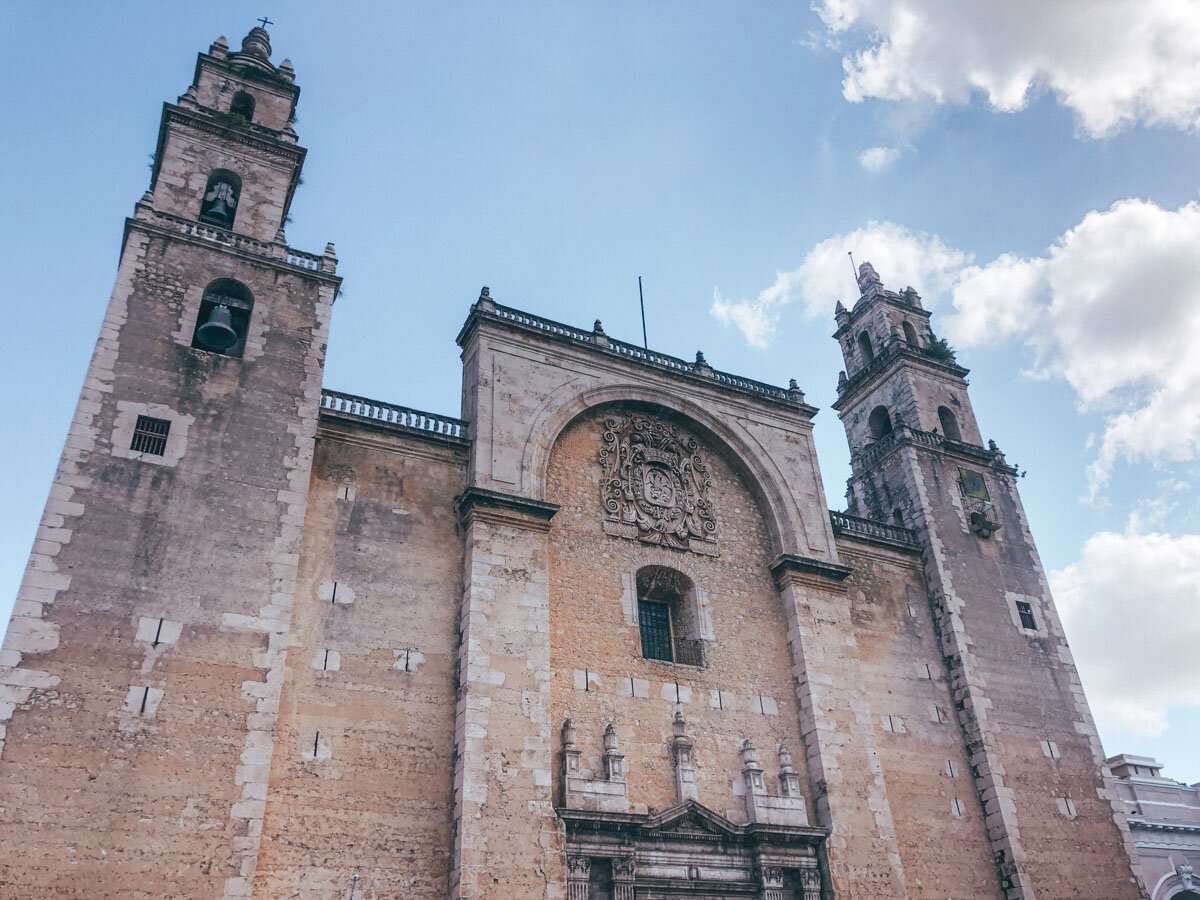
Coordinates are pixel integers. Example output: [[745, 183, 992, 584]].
[[612, 857, 635, 900], [451, 488, 564, 900], [565, 855, 590, 900]]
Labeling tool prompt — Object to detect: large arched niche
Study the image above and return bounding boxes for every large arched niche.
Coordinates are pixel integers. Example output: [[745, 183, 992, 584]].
[[543, 398, 814, 824], [521, 383, 808, 559]]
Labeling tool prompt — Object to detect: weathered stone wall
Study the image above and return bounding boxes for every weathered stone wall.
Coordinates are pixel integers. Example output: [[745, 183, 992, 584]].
[[546, 405, 813, 825], [837, 536, 1002, 900], [859, 439, 1146, 898], [254, 422, 466, 897], [0, 226, 335, 897]]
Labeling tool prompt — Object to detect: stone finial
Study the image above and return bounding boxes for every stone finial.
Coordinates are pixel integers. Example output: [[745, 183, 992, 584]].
[[695, 350, 707, 366], [210, 36, 229, 59], [593, 319, 605, 335], [901, 285, 923, 308], [741, 739, 765, 794], [241, 26, 272, 61], [278, 58, 296, 81], [324, 242, 338, 259], [283, 118, 299, 141], [275, 228, 287, 243], [788, 379, 806, 404], [692, 350, 713, 375], [671, 710, 697, 801], [778, 743, 802, 797], [562, 718, 581, 776], [603, 723, 625, 781], [476, 285, 495, 312], [838, 370, 848, 388], [857, 261, 883, 296]]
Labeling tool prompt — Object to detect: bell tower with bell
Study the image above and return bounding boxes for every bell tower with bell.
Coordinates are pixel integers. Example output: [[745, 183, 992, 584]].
[[831, 263, 1145, 898], [0, 24, 341, 896]]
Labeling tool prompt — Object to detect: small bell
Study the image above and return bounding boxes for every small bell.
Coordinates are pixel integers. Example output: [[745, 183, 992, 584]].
[[196, 304, 239, 352]]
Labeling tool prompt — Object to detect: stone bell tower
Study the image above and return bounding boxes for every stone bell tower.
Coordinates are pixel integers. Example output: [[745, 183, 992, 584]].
[[832, 262, 1145, 899], [0, 25, 340, 897]]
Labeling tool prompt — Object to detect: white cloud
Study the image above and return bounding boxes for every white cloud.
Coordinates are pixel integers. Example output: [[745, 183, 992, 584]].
[[710, 220, 968, 347], [1053, 524, 1200, 737], [858, 145, 900, 172], [714, 200, 1200, 494], [813, 0, 1200, 137], [945, 199, 1200, 496]]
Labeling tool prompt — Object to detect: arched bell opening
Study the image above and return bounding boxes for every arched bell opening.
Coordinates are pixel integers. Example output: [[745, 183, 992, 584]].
[[868, 405, 893, 441], [937, 405, 963, 442], [229, 90, 256, 123], [902, 320, 920, 347], [199, 169, 242, 228], [857, 330, 875, 364], [192, 278, 253, 358]]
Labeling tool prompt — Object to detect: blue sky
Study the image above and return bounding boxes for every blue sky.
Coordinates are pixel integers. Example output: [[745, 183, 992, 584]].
[[1, 3, 1198, 783]]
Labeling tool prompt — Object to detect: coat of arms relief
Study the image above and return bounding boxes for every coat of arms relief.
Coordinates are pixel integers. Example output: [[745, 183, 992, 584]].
[[599, 413, 719, 555]]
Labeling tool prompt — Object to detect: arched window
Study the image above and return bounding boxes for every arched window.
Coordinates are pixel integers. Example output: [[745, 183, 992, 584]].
[[857, 330, 875, 363], [938, 406, 963, 441], [192, 278, 253, 358], [636, 566, 703, 666], [902, 321, 920, 346], [868, 405, 893, 440], [892, 507, 905, 525], [199, 169, 241, 228], [229, 91, 256, 123]]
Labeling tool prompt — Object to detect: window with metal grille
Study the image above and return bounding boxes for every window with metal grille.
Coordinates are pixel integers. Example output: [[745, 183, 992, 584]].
[[1016, 600, 1037, 631], [131, 415, 170, 456], [638, 599, 673, 662]]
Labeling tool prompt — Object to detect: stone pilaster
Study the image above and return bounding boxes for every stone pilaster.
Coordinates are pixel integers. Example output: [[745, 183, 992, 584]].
[[770, 555, 908, 896], [612, 856, 635, 900], [565, 855, 589, 900], [451, 487, 564, 899]]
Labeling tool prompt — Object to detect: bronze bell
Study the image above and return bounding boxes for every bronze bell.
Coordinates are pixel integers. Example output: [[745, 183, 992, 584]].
[[196, 304, 239, 352]]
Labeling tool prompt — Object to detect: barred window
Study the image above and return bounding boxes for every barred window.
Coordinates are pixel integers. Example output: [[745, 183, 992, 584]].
[[131, 415, 170, 456], [1016, 600, 1037, 631], [635, 566, 704, 667], [638, 599, 673, 662]]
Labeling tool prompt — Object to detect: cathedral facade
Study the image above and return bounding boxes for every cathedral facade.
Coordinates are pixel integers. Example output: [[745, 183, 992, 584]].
[[0, 26, 1148, 900]]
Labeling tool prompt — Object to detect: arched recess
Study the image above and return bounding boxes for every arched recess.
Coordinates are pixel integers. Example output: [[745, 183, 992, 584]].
[[521, 383, 816, 560], [902, 321, 920, 346], [857, 330, 875, 363], [868, 405, 893, 440], [937, 405, 962, 441]]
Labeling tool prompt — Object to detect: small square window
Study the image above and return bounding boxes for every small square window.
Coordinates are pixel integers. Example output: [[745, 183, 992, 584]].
[[1016, 600, 1038, 631], [131, 415, 170, 456]]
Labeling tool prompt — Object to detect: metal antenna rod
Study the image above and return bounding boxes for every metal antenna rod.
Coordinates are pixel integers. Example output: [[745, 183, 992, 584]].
[[638, 276, 648, 350], [848, 251, 858, 286]]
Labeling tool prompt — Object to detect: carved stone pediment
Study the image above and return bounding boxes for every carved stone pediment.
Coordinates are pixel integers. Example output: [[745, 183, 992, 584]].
[[600, 413, 719, 555]]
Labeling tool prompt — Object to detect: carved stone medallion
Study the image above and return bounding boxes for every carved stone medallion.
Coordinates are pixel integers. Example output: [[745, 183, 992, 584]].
[[599, 413, 719, 554]]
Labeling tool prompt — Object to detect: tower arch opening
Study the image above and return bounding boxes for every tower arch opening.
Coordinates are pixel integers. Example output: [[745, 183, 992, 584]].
[[192, 278, 253, 357], [857, 330, 875, 364], [199, 169, 241, 228], [902, 321, 920, 347], [868, 405, 893, 440], [229, 90, 256, 122], [938, 405, 963, 441]]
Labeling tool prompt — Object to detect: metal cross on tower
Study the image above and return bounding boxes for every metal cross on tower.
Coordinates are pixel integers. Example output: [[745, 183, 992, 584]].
[[257, 16, 273, 28]]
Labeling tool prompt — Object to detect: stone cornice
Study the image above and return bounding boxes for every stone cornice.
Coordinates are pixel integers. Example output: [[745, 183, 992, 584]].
[[769, 554, 854, 591], [457, 299, 818, 417], [455, 486, 559, 532], [833, 342, 969, 412]]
